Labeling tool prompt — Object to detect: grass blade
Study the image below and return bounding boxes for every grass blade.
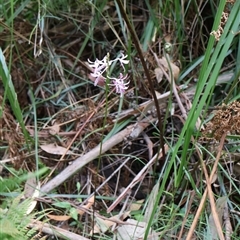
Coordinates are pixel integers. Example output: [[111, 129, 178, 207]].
[[0, 48, 30, 142]]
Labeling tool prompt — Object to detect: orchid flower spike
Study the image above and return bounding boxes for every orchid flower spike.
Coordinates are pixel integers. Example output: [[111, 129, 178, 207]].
[[88, 53, 129, 96]]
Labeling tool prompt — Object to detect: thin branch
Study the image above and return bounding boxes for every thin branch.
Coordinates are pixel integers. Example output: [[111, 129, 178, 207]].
[[40, 116, 156, 194], [29, 220, 90, 240]]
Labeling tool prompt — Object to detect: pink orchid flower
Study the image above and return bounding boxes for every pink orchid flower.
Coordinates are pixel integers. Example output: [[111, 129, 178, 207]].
[[88, 53, 129, 97]]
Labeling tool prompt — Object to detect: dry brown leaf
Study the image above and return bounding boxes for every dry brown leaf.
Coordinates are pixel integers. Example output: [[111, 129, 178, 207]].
[[93, 217, 111, 234], [129, 200, 144, 212], [164, 34, 171, 42], [142, 132, 153, 159], [40, 143, 74, 155], [48, 124, 60, 135], [158, 57, 180, 80], [92, 211, 130, 234], [48, 214, 71, 221], [77, 196, 95, 215], [117, 219, 158, 240], [48, 196, 95, 221], [154, 68, 163, 83]]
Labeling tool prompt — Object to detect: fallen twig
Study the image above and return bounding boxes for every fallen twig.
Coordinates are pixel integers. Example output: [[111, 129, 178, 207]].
[[29, 220, 90, 240], [40, 116, 156, 194]]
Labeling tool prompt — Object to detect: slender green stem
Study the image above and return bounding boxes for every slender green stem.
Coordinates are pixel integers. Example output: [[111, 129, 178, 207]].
[[115, 0, 166, 159]]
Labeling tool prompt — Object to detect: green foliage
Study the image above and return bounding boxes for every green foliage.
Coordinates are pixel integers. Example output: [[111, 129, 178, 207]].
[[0, 167, 48, 194], [0, 168, 48, 239], [0, 176, 21, 193], [175, 0, 240, 186], [0, 48, 30, 144], [0, 196, 37, 239]]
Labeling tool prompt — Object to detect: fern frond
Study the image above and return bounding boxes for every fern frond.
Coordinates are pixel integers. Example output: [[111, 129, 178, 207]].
[[0, 195, 38, 240], [0, 176, 21, 192]]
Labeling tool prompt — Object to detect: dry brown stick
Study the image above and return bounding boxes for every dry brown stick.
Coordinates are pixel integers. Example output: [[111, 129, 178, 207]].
[[29, 220, 90, 240], [40, 116, 155, 195], [186, 132, 227, 240]]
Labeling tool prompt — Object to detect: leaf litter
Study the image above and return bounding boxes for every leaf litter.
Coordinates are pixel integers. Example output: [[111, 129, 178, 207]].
[[0, 1, 239, 239]]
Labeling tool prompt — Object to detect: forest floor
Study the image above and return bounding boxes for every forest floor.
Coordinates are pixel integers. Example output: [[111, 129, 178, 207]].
[[0, 1, 239, 239]]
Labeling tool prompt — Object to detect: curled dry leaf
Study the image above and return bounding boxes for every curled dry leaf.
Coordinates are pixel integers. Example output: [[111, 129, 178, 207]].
[[158, 57, 180, 80], [48, 123, 60, 135], [154, 68, 163, 83], [129, 199, 144, 212], [40, 143, 74, 155], [77, 196, 95, 216]]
